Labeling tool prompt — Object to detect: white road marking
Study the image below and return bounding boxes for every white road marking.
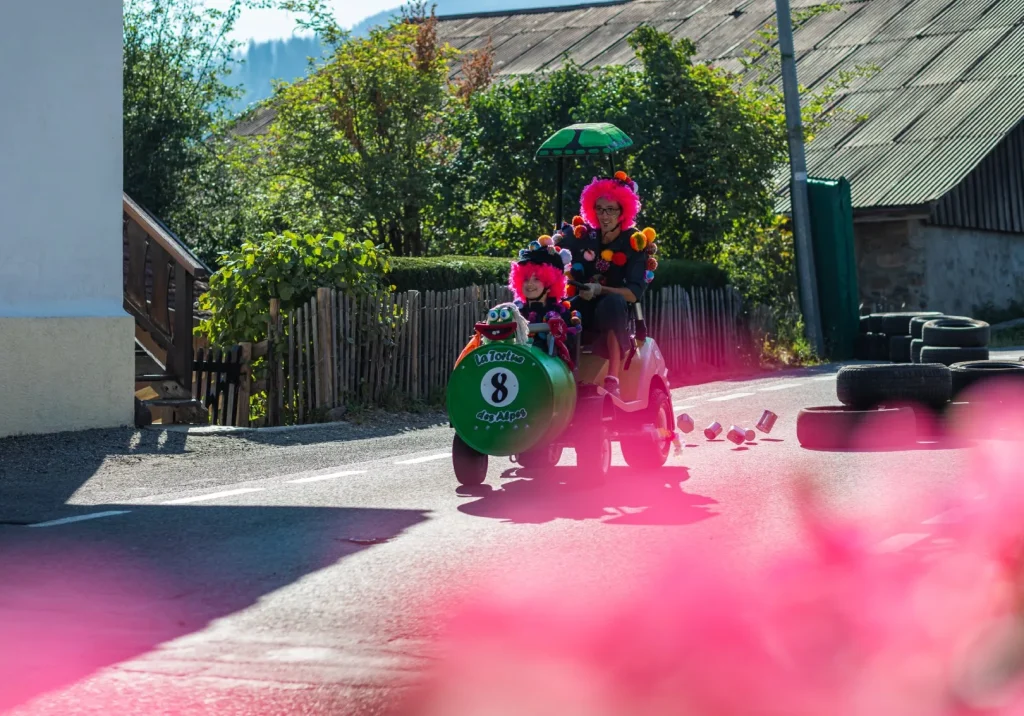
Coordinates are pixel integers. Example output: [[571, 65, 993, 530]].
[[758, 383, 801, 392], [28, 511, 131, 528], [812, 375, 837, 381], [673, 404, 696, 411], [288, 470, 366, 484], [395, 453, 451, 465], [922, 509, 962, 525], [706, 392, 755, 402], [162, 488, 265, 505], [874, 532, 931, 553]]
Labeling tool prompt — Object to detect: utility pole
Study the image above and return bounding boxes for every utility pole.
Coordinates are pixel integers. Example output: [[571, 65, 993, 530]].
[[775, 0, 825, 357]]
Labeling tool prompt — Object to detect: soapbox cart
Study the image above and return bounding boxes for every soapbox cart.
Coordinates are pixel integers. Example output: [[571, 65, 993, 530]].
[[445, 124, 679, 486]]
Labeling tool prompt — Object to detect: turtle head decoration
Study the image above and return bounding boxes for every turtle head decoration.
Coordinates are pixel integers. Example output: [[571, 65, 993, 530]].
[[476, 302, 530, 345]]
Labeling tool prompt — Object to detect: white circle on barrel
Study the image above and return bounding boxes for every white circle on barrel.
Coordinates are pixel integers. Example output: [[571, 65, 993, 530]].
[[481, 367, 519, 407]]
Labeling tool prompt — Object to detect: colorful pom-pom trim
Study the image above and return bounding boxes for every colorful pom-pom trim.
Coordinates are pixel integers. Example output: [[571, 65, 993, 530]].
[[529, 240, 541, 251], [646, 242, 658, 256], [596, 259, 610, 272], [573, 225, 586, 239], [612, 251, 627, 267], [539, 235, 553, 247], [572, 215, 585, 227], [629, 232, 647, 252], [642, 227, 657, 242], [645, 270, 655, 283], [646, 257, 658, 271], [583, 249, 596, 262], [600, 249, 614, 261], [566, 284, 577, 297]]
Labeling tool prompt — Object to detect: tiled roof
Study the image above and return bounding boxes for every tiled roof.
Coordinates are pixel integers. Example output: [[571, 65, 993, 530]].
[[437, 0, 1024, 211]]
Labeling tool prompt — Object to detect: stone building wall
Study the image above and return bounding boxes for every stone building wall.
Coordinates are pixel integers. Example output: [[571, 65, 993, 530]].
[[918, 223, 1024, 316], [853, 219, 927, 310], [852, 218, 1024, 315]]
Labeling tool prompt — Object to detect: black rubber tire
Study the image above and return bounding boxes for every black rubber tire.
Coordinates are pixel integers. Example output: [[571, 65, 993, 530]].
[[921, 317, 990, 348], [919, 345, 989, 366], [867, 314, 885, 333], [796, 405, 916, 450], [881, 312, 943, 337], [453, 434, 488, 486], [870, 333, 890, 361], [516, 443, 564, 470], [859, 315, 872, 334], [889, 335, 912, 363], [949, 360, 1024, 397], [910, 314, 945, 340], [621, 388, 673, 470], [576, 426, 611, 485], [910, 338, 924, 363], [854, 333, 873, 359], [836, 363, 951, 409]]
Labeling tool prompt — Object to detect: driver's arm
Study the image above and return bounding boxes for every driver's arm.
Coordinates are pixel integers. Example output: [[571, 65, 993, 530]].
[[600, 285, 637, 303]]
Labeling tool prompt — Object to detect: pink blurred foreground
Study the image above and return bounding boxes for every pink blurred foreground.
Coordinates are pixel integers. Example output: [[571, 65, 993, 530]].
[[399, 380, 1024, 716]]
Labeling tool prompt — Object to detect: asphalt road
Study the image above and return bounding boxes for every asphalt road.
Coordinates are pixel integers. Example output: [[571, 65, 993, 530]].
[[1, 351, 1021, 715]]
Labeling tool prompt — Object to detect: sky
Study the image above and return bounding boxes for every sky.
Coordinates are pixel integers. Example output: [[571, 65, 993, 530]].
[[206, 1, 402, 43]]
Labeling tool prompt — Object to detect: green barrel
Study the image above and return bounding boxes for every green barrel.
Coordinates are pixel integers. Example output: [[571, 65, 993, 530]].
[[447, 343, 576, 456]]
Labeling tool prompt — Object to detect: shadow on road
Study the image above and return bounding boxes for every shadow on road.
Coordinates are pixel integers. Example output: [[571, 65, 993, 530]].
[[0, 503, 428, 713], [0, 428, 191, 525], [456, 466, 718, 525]]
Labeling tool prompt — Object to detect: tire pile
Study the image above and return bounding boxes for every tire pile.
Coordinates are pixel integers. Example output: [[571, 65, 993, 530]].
[[800, 311, 1024, 449], [855, 311, 991, 365]]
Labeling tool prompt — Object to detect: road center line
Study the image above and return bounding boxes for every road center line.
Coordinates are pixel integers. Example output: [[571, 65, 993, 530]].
[[922, 509, 962, 525], [162, 488, 265, 505], [706, 392, 755, 402], [28, 511, 131, 528], [874, 533, 931, 553], [811, 375, 837, 381], [758, 383, 800, 392], [395, 453, 451, 465], [288, 470, 366, 484]]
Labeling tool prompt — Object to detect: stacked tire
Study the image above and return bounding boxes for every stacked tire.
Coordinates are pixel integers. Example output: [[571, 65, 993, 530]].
[[797, 363, 951, 449], [797, 360, 1024, 449], [913, 317, 991, 366], [856, 311, 942, 363]]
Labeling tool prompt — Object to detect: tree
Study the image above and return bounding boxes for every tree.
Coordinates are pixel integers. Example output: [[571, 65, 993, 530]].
[[122, 0, 251, 220], [224, 0, 492, 256]]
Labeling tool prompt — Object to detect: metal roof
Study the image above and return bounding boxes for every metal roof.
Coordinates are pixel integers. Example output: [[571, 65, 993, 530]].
[[227, 0, 1024, 214], [434, 0, 1024, 211]]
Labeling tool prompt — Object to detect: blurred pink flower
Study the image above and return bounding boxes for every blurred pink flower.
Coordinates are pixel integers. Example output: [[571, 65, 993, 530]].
[[397, 382, 1024, 716]]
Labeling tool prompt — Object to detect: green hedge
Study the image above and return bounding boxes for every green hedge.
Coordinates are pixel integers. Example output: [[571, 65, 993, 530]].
[[387, 255, 729, 293]]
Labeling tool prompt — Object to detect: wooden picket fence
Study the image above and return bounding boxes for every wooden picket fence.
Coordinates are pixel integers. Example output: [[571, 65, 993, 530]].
[[260, 284, 745, 426]]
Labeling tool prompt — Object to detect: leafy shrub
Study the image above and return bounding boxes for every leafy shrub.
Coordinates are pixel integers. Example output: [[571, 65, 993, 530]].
[[648, 260, 729, 293], [386, 256, 513, 292], [386, 255, 728, 293], [198, 230, 391, 345]]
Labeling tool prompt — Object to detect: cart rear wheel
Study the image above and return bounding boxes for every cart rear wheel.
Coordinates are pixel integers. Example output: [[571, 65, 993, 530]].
[[453, 434, 487, 486], [621, 388, 673, 470], [516, 444, 563, 470]]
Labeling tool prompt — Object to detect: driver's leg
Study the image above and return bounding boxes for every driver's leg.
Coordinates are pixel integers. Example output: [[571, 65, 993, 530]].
[[594, 293, 628, 393]]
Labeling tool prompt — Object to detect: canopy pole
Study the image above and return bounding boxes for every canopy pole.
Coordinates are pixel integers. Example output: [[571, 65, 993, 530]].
[[555, 157, 565, 229]]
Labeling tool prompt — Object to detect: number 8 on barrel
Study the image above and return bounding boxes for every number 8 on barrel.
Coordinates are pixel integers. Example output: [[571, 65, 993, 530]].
[[481, 367, 519, 407]]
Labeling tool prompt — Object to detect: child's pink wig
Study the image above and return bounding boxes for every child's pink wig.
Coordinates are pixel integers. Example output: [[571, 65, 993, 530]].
[[509, 261, 567, 303], [580, 177, 641, 230]]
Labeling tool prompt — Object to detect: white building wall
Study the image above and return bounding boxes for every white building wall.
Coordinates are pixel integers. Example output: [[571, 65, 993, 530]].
[[0, 0, 133, 437]]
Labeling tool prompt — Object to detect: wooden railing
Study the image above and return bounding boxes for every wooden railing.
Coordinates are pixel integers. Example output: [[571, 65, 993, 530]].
[[122, 193, 209, 385]]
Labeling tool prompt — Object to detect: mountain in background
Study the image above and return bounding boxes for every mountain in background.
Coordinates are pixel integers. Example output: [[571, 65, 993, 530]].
[[224, 0, 610, 116]]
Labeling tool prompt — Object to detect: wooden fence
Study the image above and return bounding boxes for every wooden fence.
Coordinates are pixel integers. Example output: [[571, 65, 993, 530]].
[[260, 284, 745, 426]]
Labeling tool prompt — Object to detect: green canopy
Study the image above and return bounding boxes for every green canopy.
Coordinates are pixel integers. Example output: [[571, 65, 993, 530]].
[[535, 123, 633, 158]]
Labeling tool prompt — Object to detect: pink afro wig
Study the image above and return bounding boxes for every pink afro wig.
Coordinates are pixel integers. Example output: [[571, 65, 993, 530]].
[[580, 176, 641, 230], [509, 261, 567, 303]]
